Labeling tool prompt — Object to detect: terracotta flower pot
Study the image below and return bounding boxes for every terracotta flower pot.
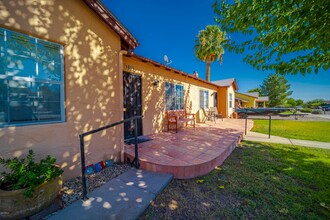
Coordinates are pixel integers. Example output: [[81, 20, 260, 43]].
[[0, 177, 62, 220]]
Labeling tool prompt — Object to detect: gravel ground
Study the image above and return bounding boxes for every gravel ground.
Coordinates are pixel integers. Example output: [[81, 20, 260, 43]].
[[60, 163, 131, 207]]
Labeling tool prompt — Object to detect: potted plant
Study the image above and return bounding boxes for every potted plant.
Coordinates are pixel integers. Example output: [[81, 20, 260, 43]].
[[0, 150, 63, 220]]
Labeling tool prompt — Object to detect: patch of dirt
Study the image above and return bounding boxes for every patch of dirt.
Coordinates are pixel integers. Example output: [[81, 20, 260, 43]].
[[139, 178, 245, 220]]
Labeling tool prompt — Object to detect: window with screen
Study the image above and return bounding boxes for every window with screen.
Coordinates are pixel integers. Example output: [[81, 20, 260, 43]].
[[229, 93, 233, 108], [199, 90, 209, 109], [0, 28, 65, 126], [165, 82, 184, 110]]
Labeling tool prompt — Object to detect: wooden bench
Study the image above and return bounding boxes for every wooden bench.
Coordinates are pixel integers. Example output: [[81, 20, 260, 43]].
[[165, 109, 195, 133]]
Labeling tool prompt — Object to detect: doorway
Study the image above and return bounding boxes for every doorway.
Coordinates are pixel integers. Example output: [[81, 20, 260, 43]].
[[123, 72, 143, 139], [213, 92, 218, 107]]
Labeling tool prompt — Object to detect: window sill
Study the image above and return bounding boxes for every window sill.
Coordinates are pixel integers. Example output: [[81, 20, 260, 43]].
[[0, 120, 66, 128]]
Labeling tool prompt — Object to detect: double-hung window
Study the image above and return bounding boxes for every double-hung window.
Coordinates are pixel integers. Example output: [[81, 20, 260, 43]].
[[165, 82, 184, 110], [229, 93, 233, 108], [199, 90, 209, 109], [0, 28, 65, 126]]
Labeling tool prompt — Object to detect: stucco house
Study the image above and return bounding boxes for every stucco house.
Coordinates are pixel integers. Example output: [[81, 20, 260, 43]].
[[122, 54, 222, 135], [0, 0, 238, 180], [212, 78, 238, 118], [235, 92, 269, 108], [0, 0, 140, 180]]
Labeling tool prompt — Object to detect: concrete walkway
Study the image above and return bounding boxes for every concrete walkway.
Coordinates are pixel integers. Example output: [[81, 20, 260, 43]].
[[243, 131, 330, 149], [48, 169, 173, 220]]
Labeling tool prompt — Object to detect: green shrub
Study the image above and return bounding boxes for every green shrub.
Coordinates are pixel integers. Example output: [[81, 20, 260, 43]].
[[312, 109, 323, 114], [282, 103, 292, 108], [300, 108, 312, 113], [0, 150, 63, 197]]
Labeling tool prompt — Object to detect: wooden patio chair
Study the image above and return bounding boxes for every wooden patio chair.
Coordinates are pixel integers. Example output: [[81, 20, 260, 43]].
[[210, 107, 223, 121], [201, 108, 216, 123], [166, 109, 195, 133]]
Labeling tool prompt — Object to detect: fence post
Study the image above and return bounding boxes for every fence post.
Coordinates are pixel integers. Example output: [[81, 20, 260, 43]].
[[79, 135, 88, 200], [268, 115, 271, 139], [245, 109, 248, 135]]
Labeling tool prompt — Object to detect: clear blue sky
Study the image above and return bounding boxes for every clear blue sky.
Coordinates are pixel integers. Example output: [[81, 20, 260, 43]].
[[106, 0, 330, 101]]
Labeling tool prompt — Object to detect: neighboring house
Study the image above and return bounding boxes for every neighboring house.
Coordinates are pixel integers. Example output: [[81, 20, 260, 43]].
[[212, 78, 238, 118], [256, 96, 269, 107], [0, 0, 236, 180], [235, 92, 269, 108]]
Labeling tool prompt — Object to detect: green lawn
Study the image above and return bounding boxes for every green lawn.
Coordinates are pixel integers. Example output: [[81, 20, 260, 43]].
[[140, 142, 330, 220], [252, 119, 330, 142]]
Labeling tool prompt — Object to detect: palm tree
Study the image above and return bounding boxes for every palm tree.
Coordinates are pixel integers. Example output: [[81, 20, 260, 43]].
[[194, 25, 226, 81]]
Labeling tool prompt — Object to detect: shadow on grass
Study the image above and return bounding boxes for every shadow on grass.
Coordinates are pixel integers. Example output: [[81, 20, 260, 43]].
[[140, 141, 330, 220]]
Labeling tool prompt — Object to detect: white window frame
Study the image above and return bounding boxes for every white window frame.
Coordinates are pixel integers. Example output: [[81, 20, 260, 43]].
[[200, 90, 209, 109], [229, 93, 233, 108], [165, 82, 184, 110], [0, 28, 65, 127]]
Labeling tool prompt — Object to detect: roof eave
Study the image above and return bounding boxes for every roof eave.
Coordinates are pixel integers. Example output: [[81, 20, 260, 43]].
[[235, 97, 249, 102], [233, 79, 239, 90], [256, 97, 269, 102], [83, 0, 139, 50], [126, 54, 221, 88], [212, 78, 238, 90], [235, 92, 257, 99]]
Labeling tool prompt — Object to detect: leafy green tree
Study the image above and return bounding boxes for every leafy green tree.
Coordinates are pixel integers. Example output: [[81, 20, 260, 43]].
[[214, 0, 330, 75], [305, 99, 326, 108], [260, 74, 292, 107], [247, 87, 261, 94], [286, 98, 297, 107], [194, 25, 226, 81], [295, 99, 304, 106]]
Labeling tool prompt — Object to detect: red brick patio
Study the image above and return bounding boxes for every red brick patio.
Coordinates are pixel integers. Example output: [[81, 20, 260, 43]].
[[125, 118, 253, 179]]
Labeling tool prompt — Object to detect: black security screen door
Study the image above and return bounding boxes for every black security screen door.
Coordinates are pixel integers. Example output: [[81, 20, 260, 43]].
[[123, 72, 142, 139]]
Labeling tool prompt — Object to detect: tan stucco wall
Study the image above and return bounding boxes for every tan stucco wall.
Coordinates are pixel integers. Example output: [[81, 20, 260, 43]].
[[0, 0, 124, 180], [185, 82, 217, 123], [227, 86, 235, 117], [217, 85, 236, 118], [235, 93, 256, 108], [217, 87, 227, 117], [123, 56, 218, 133]]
